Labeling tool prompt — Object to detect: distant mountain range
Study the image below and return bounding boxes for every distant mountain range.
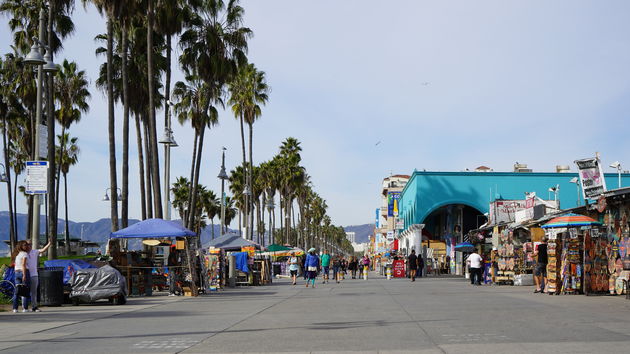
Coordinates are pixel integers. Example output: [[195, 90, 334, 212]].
[[0, 211, 235, 256], [343, 224, 374, 243], [0, 211, 374, 255]]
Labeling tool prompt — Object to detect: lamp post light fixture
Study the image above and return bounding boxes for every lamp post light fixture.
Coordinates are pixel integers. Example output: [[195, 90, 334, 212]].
[[0, 164, 8, 183], [218, 147, 228, 235], [610, 161, 622, 189], [103, 188, 123, 202], [24, 7, 58, 248], [160, 99, 178, 221], [569, 177, 581, 206]]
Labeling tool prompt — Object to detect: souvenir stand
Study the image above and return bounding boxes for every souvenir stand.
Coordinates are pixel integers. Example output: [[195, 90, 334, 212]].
[[542, 213, 601, 295], [205, 234, 265, 286], [109, 218, 197, 296], [597, 189, 630, 296]]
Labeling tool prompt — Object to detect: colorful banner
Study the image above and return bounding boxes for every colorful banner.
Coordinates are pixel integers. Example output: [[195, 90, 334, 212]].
[[575, 157, 607, 199], [387, 192, 401, 217]]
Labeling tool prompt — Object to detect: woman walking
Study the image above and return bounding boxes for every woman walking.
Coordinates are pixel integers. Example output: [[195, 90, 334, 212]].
[[288, 255, 299, 285], [349, 256, 358, 279], [305, 248, 320, 288], [11, 241, 30, 313]]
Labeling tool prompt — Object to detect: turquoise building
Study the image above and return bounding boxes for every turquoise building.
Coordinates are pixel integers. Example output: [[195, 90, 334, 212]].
[[398, 170, 630, 274]]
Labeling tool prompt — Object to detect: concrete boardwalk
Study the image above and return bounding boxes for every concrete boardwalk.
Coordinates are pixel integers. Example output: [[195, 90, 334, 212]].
[[2, 273, 630, 353]]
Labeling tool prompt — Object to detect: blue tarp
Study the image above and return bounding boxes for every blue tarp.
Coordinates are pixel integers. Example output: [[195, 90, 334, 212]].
[[110, 218, 196, 238], [1, 267, 15, 297], [44, 259, 97, 284], [234, 252, 249, 273]]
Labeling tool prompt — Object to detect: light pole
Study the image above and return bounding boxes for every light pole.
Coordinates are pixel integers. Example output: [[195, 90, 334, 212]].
[[570, 177, 580, 206], [102, 188, 123, 202], [610, 161, 622, 189], [266, 197, 275, 247], [24, 7, 57, 248], [159, 100, 178, 220], [217, 147, 228, 236]]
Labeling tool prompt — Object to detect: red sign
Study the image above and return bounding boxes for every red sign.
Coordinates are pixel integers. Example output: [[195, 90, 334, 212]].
[[393, 260, 405, 278]]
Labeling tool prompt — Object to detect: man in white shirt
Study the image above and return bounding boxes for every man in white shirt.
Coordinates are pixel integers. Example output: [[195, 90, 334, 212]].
[[25, 241, 52, 312], [466, 250, 483, 286]]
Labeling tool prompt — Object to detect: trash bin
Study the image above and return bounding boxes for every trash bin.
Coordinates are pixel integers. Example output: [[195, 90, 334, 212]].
[[273, 264, 281, 276], [39, 269, 64, 306]]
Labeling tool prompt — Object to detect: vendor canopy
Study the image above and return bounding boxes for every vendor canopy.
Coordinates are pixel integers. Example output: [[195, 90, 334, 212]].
[[541, 213, 601, 229], [205, 233, 261, 250], [110, 218, 196, 238]]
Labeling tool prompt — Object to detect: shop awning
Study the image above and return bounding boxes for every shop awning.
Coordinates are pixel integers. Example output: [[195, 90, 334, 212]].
[[204, 233, 261, 251], [110, 218, 196, 238]]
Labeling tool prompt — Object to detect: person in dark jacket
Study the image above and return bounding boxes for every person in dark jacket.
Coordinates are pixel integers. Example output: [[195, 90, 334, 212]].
[[305, 248, 320, 288], [348, 256, 358, 279], [408, 250, 418, 282]]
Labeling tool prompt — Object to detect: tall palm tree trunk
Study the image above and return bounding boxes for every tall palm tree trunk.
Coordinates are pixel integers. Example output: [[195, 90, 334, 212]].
[[187, 127, 205, 230], [239, 113, 247, 239], [13, 177, 18, 237], [248, 122, 253, 240], [144, 120, 153, 218], [184, 132, 198, 223], [106, 18, 119, 232], [47, 2, 58, 258], [64, 172, 70, 246], [55, 126, 65, 229], [121, 25, 130, 228], [135, 114, 147, 220], [147, 0, 163, 218], [2, 117, 16, 249]]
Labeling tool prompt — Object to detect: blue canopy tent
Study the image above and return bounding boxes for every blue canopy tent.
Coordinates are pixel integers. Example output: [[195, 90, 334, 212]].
[[110, 218, 196, 239]]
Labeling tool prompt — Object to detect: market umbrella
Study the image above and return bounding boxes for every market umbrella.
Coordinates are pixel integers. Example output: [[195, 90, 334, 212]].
[[266, 244, 292, 252], [541, 213, 602, 229], [454, 242, 475, 252]]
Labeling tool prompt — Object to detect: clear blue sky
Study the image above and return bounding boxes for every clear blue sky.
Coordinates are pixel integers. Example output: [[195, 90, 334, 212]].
[[1, 0, 629, 227]]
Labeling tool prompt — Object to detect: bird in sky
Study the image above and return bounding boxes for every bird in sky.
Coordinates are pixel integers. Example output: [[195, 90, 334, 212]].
[[375, 141, 381, 146]]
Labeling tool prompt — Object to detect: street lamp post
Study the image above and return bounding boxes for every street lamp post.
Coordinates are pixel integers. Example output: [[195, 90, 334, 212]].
[[217, 147, 228, 236], [159, 100, 178, 220], [570, 177, 580, 206], [24, 7, 57, 248], [610, 161, 622, 189], [243, 184, 251, 239]]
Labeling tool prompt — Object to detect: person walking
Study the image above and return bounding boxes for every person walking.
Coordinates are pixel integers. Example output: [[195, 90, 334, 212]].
[[361, 255, 371, 280], [533, 238, 548, 293], [408, 250, 418, 281], [349, 256, 358, 279], [25, 240, 52, 311], [288, 254, 299, 285], [321, 250, 331, 284], [466, 250, 483, 286], [305, 248, 320, 288], [301, 255, 307, 280], [11, 241, 30, 313], [418, 253, 425, 278], [332, 255, 341, 283]]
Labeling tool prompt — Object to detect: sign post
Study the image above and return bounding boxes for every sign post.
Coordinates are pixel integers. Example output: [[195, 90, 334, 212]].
[[26, 161, 48, 195]]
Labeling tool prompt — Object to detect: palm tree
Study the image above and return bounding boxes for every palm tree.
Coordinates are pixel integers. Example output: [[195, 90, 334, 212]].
[[54, 59, 90, 247], [228, 165, 246, 236], [200, 189, 219, 239], [179, 0, 252, 231], [172, 72, 220, 230], [56, 133, 79, 254], [229, 63, 269, 240], [91, 0, 124, 232]]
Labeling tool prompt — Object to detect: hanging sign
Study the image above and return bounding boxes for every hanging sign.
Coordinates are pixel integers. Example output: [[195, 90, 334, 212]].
[[25, 161, 48, 194], [569, 228, 578, 239], [591, 228, 600, 238], [575, 157, 607, 200]]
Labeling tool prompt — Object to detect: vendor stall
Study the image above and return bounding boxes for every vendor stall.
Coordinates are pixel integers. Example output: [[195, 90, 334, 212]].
[[109, 218, 197, 296]]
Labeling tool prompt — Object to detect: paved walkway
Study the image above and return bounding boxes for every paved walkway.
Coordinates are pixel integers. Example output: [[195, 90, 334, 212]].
[[2, 273, 630, 353]]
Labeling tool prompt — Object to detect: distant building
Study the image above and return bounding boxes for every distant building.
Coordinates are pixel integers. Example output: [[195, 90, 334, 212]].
[[345, 232, 355, 243]]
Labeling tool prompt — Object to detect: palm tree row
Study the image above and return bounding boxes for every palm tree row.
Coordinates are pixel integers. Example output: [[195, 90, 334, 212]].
[[0, 0, 89, 257], [228, 137, 353, 255]]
